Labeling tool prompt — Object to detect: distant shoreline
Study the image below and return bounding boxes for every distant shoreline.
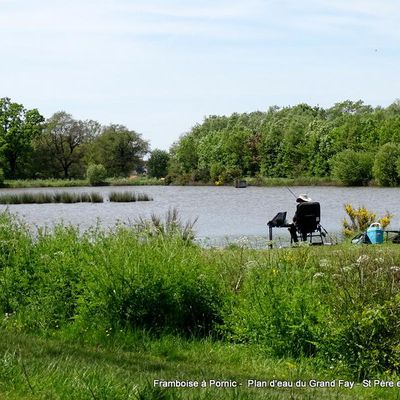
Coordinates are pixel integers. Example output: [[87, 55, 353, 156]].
[[0, 176, 385, 189]]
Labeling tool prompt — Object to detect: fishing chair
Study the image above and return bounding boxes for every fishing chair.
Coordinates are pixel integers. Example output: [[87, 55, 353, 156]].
[[293, 202, 325, 245]]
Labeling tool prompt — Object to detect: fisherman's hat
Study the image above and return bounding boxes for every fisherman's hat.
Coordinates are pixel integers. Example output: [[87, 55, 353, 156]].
[[296, 194, 312, 202]]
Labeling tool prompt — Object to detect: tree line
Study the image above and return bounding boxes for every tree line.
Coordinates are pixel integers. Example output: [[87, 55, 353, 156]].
[[168, 100, 400, 186], [0, 97, 154, 181], [3, 97, 400, 186]]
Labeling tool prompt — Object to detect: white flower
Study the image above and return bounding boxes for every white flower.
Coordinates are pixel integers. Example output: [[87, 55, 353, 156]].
[[313, 272, 325, 279], [356, 255, 370, 264], [319, 259, 329, 268]]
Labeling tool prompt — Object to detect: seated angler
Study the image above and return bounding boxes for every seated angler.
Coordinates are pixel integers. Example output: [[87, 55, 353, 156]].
[[288, 194, 312, 243]]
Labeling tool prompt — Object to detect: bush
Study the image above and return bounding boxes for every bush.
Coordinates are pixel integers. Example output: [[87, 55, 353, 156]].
[[342, 203, 392, 237], [373, 143, 400, 186], [330, 150, 373, 185], [0, 168, 4, 186], [0, 210, 224, 337], [86, 164, 107, 186], [147, 149, 170, 178]]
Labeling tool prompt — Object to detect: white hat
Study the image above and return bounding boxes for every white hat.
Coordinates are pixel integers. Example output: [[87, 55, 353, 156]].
[[296, 194, 312, 202]]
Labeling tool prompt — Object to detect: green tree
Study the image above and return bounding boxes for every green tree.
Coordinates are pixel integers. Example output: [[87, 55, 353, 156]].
[[147, 149, 170, 178], [0, 97, 44, 178], [92, 125, 149, 177], [330, 150, 373, 185], [373, 143, 400, 186], [35, 112, 94, 179]]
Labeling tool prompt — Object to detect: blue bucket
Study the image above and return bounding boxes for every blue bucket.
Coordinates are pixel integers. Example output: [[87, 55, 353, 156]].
[[367, 222, 384, 244]]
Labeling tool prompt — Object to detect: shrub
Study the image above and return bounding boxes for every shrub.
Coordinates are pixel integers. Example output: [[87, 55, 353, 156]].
[[342, 203, 392, 237], [0, 168, 4, 186], [74, 227, 225, 336], [373, 143, 400, 186], [86, 164, 107, 186], [330, 150, 373, 185]]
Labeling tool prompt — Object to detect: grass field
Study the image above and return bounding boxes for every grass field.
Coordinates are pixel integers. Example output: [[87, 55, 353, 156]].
[[1, 210, 400, 399], [2, 331, 400, 400]]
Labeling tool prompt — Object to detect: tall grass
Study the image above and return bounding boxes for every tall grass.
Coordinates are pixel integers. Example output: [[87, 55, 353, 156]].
[[0, 192, 103, 204], [108, 191, 153, 202], [5, 177, 164, 188], [2, 210, 400, 378], [133, 208, 198, 242]]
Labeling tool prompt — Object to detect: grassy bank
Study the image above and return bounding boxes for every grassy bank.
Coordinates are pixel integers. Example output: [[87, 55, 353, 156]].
[[2, 210, 400, 398], [4, 177, 163, 188], [3, 176, 343, 188]]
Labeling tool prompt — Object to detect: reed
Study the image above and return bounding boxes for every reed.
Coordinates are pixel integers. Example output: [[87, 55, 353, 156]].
[[108, 191, 153, 202], [0, 192, 104, 204]]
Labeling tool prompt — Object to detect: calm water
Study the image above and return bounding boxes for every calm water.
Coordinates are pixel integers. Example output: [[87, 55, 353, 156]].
[[1, 185, 399, 245]]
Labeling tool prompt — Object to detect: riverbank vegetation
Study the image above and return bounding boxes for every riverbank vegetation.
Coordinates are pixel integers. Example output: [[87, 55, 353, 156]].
[[0, 192, 103, 204], [109, 191, 153, 202], [3, 176, 163, 188], [0, 191, 153, 204], [2, 210, 400, 398], [3, 97, 400, 188], [168, 100, 400, 186]]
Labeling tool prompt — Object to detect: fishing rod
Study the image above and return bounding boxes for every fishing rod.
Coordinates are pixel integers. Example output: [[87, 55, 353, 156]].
[[285, 186, 297, 199], [285, 187, 336, 244]]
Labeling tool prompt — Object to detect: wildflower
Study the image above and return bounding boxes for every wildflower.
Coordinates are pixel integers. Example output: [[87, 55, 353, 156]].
[[313, 272, 325, 279], [390, 266, 400, 273], [319, 258, 329, 268], [356, 255, 370, 264], [244, 261, 257, 269], [374, 257, 384, 264]]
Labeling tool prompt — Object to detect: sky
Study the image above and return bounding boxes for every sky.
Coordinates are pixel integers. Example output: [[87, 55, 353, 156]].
[[1, 0, 400, 150]]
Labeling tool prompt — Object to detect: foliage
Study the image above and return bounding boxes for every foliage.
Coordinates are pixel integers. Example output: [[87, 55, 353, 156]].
[[147, 149, 170, 178], [4, 211, 400, 378], [330, 150, 373, 185], [86, 163, 107, 186], [0, 168, 4, 186], [373, 142, 400, 186], [34, 112, 95, 179], [342, 203, 392, 237], [0, 97, 44, 178], [169, 100, 400, 186], [5, 96, 400, 186], [90, 124, 149, 177]]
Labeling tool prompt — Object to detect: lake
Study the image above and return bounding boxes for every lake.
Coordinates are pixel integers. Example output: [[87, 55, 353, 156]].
[[1, 185, 399, 246]]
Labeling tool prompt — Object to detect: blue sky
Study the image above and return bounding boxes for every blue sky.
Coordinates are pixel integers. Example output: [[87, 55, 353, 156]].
[[1, 0, 399, 150]]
